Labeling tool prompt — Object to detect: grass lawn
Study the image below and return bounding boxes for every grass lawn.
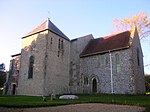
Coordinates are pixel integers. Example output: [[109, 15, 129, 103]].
[[0, 94, 150, 111]]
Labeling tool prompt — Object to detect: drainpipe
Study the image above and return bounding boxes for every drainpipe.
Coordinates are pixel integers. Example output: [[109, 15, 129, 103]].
[[109, 51, 114, 94]]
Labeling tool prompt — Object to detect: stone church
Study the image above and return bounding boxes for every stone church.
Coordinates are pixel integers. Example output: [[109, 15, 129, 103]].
[[7, 19, 145, 96]]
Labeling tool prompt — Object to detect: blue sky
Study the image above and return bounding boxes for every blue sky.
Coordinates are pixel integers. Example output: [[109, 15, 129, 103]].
[[0, 0, 150, 74]]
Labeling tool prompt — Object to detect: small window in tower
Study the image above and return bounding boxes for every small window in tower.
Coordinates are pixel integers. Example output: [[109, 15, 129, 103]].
[[57, 51, 60, 57], [61, 40, 63, 49], [51, 38, 53, 44], [58, 39, 60, 49]]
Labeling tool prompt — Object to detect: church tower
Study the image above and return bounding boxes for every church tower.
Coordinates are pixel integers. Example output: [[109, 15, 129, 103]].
[[17, 19, 70, 96]]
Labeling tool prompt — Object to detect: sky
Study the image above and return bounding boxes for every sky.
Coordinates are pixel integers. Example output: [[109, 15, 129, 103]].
[[0, 0, 150, 74]]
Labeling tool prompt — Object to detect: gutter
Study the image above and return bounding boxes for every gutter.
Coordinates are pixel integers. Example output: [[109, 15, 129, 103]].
[[80, 46, 130, 58], [22, 29, 70, 41]]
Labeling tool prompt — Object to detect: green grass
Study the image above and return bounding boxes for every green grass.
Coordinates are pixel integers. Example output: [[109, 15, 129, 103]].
[[0, 94, 150, 111]]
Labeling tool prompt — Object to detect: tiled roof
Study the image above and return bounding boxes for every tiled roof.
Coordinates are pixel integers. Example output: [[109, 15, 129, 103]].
[[80, 31, 131, 57], [22, 19, 69, 40]]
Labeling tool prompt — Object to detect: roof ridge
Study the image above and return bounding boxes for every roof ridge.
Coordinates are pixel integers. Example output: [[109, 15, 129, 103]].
[[103, 31, 130, 39]]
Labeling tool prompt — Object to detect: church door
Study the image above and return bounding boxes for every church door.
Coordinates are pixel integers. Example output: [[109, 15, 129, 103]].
[[92, 78, 97, 93], [12, 84, 16, 95]]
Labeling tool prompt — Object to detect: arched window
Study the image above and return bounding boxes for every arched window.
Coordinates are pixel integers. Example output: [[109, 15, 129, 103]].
[[115, 53, 121, 73], [100, 55, 105, 65], [84, 76, 88, 85], [28, 56, 34, 79]]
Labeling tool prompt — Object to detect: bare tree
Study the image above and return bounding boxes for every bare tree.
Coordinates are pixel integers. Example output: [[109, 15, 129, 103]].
[[113, 12, 150, 40]]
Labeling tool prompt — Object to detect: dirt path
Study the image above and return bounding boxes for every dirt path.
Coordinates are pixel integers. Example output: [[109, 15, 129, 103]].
[[0, 103, 145, 112]]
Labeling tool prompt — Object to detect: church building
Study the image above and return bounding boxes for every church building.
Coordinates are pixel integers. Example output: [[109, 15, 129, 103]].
[[8, 19, 145, 95]]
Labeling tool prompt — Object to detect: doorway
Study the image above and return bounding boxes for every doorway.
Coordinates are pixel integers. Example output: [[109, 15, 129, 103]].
[[92, 78, 97, 93], [12, 84, 16, 95]]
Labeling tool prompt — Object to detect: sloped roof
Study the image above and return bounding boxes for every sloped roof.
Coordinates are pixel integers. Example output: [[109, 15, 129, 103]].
[[22, 19, 69, 40], [80, 31, 131, 57]]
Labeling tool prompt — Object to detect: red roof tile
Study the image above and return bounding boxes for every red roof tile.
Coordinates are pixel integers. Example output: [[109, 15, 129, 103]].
[[80, 31, 131, 57], [25, 21, 47, 37]]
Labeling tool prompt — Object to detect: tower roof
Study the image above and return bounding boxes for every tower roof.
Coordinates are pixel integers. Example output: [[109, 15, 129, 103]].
[[22, 19, 69, 40]]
